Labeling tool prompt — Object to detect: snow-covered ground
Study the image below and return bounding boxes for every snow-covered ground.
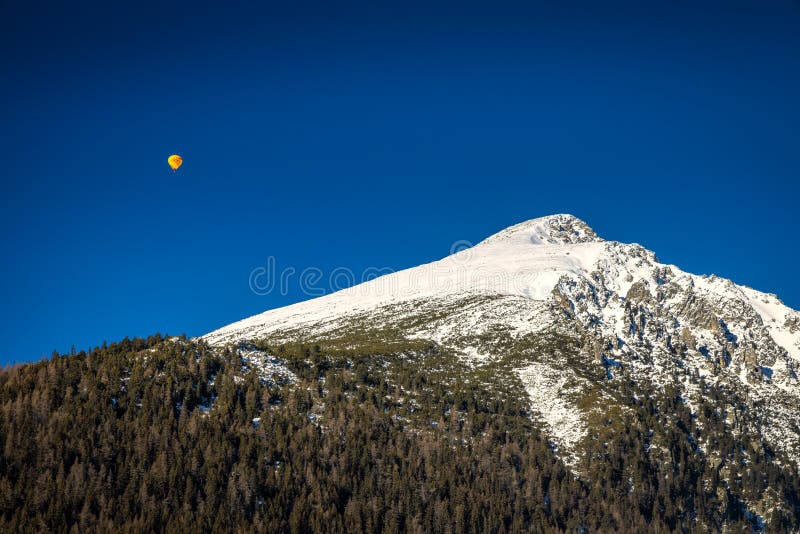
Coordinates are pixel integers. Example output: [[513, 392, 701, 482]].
[[203, 214, 608, 345], [237, 343, 297, 385], [517, 361, 588, 464]]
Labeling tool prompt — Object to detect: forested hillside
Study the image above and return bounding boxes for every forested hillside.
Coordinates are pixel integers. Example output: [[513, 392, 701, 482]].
[[1, 335, 798, 532]]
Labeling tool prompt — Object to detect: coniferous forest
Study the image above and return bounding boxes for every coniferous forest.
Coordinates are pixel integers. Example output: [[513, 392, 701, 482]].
[[1, 335, 799, 532]]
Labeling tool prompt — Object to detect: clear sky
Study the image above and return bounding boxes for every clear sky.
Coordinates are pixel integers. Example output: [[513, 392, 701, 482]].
[[1, 1, 799, 364]]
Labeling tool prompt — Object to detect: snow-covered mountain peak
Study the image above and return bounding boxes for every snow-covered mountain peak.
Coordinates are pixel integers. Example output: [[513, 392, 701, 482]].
[[479, 214, 601, 247], [203, 215, 800, 465]]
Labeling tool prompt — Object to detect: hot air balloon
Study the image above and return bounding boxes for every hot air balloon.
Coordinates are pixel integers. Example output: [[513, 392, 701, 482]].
[[168, 154, 183, 171]]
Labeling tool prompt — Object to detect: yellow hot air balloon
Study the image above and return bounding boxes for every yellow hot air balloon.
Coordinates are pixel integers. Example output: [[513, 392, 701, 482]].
[[168, 154, 183, 171]]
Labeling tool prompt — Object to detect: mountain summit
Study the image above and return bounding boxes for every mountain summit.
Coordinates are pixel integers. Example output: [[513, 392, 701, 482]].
[[204, 215, 800, 467], [479, 214, 602, 246]]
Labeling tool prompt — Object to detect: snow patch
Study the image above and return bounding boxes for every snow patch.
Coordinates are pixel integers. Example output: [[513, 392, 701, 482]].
[[517, 362, 587, 465]]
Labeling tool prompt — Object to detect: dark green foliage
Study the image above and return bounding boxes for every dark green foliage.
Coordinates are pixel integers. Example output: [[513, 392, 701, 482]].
[[0, 335, 798, 532]]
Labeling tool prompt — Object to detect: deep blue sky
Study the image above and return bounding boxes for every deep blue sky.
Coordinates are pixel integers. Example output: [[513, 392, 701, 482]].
[[1, 1, 799, 364]]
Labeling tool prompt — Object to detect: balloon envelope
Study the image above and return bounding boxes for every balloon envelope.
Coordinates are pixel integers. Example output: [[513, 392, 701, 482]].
[[168, 154, 183, 171]]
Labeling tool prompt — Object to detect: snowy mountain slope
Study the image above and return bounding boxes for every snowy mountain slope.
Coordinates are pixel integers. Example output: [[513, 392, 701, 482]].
[[203, 214, 800, 463], [204, 214, 614, 344]]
